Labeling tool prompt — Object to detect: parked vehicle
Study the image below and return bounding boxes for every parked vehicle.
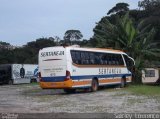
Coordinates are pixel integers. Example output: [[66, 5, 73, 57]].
[[142, 68, 160, 84], [0, 64, 38, 84], [39, 46, 135, 93]]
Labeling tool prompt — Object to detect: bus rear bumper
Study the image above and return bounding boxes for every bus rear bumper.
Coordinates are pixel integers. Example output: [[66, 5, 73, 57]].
[[39, 79, 73, 89]]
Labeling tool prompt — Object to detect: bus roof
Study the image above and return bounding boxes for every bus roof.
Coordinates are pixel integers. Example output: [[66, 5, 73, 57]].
[[87, 48, 124, 53], [40, 46, 125, 54]]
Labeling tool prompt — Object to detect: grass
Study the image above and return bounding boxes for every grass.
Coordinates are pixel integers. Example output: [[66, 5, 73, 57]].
[[109, 84, 160, 104], [124, 84, 160, 96], [125, 85, 160, 103], [15, 82, 39, 87]]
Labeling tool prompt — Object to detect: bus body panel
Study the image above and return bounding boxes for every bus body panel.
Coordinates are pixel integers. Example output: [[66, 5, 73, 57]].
[[39, 47, 69, 88], [71, 65, 131, 88], [39, 46, 133, 89]]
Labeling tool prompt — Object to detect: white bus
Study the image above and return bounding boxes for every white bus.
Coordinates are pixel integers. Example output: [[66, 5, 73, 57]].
[[38, 46, 134, 93], [0, 64, 38, 84]]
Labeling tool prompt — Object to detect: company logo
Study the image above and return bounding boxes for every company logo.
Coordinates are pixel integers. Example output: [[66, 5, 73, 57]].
[[41, 51, 64, 57]]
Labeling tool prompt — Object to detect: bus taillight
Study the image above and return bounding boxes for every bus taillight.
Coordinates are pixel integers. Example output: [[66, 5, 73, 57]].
[[65, 70, 71, 81], [39, 72, 43, 82]]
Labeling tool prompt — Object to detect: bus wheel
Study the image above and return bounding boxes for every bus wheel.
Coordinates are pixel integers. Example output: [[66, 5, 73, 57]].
[[30, 79, 34, 83], [120, 78, 126, 88], [91, 79, 98, 92], [63, 89, 76, 94], [30, 79, 37, 83], [8, 80, 13, 85], [34, 79, 37, 83]]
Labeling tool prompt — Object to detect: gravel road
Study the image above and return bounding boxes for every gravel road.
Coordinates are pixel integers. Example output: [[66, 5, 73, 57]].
[[0, 84, 159, 113]]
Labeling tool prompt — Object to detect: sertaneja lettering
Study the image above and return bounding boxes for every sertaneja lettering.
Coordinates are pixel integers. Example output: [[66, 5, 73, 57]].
[[41, 51, 64, 57], [99, 68, 121, 75]]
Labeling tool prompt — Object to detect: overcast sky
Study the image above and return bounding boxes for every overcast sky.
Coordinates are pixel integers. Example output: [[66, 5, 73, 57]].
[[0, 0, 140, 46]]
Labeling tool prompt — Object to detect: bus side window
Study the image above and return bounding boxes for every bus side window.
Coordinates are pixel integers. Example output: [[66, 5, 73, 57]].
[[81, 52, 89, 65], [114, 55, 119, 65], [118, 55, 124, 65], [80, 52, 84, 64], [89, 52, 95, 64], [84, 52, 89, 65], [75, 51, 81, 64], [99, 54, 104, 65], [108, 54, 112, 65], [104, 54, 109, 65], [112, 54, 116, 65], [71, 51, 76, 63], [95, 53, 101, 65], [101, 54, 107, 65]]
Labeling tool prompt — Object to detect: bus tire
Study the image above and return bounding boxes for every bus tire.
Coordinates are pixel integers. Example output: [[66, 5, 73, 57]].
[[30, 79, 37, 83], [30, 79, 34, 83], [63, 89, 76, 94], [120, 77, 126, 88], [34, 79, 37, 83], [8, 79, 13, 85], [91, 79, 99, 92]]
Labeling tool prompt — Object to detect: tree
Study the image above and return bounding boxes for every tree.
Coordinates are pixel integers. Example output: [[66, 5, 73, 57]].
[[107, 3, 129, 15], [93, 13, 160, 83], [64, 30, 83, 45], [138, 0, 160, 11], [53, 36, 61, 46], [137, 0, 160, 48], [0, 41, 10, 46]]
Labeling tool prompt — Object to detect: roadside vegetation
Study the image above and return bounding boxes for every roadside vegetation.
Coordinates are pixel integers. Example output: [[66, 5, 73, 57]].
[[125, 84, 160, 96], [122, 84, 160, 106]]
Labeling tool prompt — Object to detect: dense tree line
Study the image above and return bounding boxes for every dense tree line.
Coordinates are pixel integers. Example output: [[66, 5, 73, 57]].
[[0, 38, 56, 64], [0, 33, 87, 64]]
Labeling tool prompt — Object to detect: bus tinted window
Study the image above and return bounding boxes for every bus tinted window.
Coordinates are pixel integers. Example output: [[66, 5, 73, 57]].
[[89, 53, 95, 64], [70, 50, 124, 66]]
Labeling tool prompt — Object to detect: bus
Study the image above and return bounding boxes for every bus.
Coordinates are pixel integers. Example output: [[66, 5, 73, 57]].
[[38, 46, 135, 93], [0, 64, 38, 84]]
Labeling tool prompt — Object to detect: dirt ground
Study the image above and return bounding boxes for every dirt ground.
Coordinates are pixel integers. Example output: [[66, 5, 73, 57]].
[[0, 84, 160, 113]]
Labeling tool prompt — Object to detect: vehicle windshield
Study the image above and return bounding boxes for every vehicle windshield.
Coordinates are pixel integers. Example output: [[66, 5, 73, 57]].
[[123, 55, 135, 72]]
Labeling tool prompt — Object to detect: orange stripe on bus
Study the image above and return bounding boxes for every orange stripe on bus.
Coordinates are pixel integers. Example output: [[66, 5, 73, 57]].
[[40, 79, 73, 89], [73, 80, 91, 86], [99, 78, 121, 83], [72, 63, 125, 68], [40, 77, 132, 89], [99, 77, 132, 84]]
